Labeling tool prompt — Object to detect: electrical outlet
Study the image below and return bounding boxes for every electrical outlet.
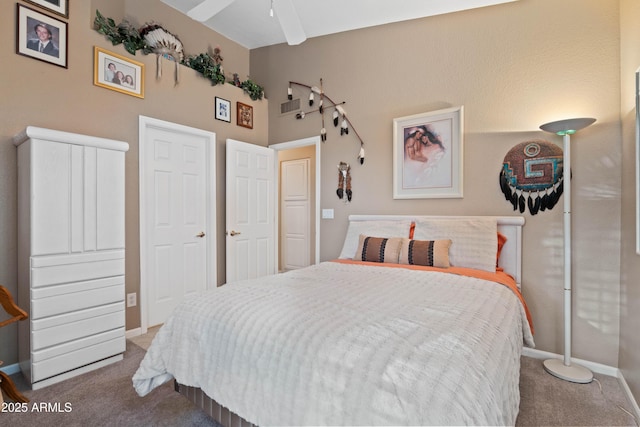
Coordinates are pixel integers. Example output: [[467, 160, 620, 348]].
[[127, 293, 137, 308]]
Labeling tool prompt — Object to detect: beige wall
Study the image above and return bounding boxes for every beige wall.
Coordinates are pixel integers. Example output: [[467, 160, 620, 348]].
[[0, 0, 266, 365], [252, 0, 624, 369], [619, 0, 640, 404], [1, 0, 637, 405]]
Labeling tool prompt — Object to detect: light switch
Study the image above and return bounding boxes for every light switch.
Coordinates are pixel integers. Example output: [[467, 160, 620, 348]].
[[322, 209, 334, 219]]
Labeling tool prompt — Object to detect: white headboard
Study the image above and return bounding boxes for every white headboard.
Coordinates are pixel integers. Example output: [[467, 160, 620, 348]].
[[347, 215, 525, 287]]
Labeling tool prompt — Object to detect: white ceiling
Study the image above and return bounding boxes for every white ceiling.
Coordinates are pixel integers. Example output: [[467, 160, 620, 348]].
[[160, 0, 519, 49]]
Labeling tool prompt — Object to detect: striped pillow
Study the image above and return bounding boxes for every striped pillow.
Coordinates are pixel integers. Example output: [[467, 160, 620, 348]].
[[399, 238, 452, 268], [353, 235, 403, 263]]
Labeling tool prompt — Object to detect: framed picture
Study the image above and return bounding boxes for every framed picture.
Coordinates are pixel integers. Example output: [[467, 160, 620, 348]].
[[392, 106, 464, 199], [93, 46, 144, 99], [215, 97, 231, 122], [16, 4, 68, 68], [25, 0, 69, 18], [237, 102, 253, 129]]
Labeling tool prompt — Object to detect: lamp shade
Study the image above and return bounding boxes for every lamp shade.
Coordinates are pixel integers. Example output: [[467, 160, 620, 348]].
[[540, 118, 596, 135]]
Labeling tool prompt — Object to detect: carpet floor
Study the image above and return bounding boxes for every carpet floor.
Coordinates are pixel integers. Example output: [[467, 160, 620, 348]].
[[2, 330, 638, 426], [3, 341, 217, 427]]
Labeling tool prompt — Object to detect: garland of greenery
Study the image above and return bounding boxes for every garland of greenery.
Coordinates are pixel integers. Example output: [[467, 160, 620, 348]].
[[93, 10, 264, 100], [183, 53, 226, 86]]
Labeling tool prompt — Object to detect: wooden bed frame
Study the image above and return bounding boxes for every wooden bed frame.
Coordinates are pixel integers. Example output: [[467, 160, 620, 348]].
[[176, 215, 525, 426]]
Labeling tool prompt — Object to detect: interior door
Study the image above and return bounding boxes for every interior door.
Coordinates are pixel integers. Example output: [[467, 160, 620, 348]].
[[141, 118, 214, 328], [281, 158, 310, 271], [226, 139, 275, 283]]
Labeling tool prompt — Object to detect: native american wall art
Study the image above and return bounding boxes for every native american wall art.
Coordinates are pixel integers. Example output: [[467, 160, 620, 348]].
[[337, 161, 352, 203], [393, 106, 464, 199], [289, 80, 365, 164], [499, 139, 564, 215]]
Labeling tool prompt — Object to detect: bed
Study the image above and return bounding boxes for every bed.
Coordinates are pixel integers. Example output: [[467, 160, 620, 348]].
[[133, 215, 534, 426]]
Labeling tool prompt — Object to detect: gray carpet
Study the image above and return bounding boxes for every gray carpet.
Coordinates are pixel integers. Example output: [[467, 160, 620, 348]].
[[3, 341, 217, 427], [3, 337, 638, 426], [517, 356, 637, 426]]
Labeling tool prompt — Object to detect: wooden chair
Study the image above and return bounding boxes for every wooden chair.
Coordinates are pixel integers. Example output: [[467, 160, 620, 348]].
[[0, 285, 29, 403]]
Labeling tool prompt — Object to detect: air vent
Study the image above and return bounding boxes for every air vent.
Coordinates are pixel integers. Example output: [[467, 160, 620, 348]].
[[280, 98, 300, 115]]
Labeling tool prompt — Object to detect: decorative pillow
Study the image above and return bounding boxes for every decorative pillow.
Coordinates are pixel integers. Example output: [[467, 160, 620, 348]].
[[338, 220, 413, 259], [353, 235, 403, 263], [496, 232, 508, 266], [412, 218, 498, 272], [399, 238, 451, 268]]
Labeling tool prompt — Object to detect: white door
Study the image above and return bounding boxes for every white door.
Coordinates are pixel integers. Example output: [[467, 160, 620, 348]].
[[226, 139, 275, 283], [140, 117, 216, 329], [281, 158, 310, 270]]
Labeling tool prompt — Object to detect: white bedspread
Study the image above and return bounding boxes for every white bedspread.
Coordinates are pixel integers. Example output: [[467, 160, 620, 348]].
[[133, 261, 534, 426]]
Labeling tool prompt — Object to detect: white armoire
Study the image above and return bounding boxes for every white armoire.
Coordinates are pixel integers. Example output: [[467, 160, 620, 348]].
[[14, 126, 129, 390]]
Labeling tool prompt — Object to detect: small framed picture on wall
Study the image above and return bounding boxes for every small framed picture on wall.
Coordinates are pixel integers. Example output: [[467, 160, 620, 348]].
[[237, 102, 253, 129], [16, 3, 68, 68], [215, 97, 231, 122]]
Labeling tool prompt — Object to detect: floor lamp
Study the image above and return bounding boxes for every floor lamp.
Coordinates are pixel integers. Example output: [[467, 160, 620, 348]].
[[539, 117, 596, 384]]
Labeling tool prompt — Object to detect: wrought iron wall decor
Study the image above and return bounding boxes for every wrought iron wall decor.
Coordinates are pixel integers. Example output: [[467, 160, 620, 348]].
[[289, 79, 365, 165]]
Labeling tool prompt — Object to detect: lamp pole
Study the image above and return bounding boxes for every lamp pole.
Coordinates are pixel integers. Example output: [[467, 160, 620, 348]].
[[539, 117, 595, 384]]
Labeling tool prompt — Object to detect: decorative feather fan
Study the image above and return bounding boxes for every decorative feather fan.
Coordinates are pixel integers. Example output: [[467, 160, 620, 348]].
[[139, 23, 185, 84]]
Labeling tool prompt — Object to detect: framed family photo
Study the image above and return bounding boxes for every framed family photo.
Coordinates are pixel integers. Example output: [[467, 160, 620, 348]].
[[215, 97, 231, 122], [25, 0, 69, 18], [16, 3, 68, 68], [237, 102, 253, 129], [392, 106, 464, 199], [93, 46, 144, 98]]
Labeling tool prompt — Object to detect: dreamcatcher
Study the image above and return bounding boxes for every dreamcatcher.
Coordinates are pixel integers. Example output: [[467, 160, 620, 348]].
[[139, 23, 184, 85], [499, 139, 564, 215]]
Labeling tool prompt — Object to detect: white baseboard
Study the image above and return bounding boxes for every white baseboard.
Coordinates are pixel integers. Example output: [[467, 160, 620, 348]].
[[522, 347, 619, 377], [523, 347, 640, 421], [125, 327, 142, 339], [617, 370, 640, 422]]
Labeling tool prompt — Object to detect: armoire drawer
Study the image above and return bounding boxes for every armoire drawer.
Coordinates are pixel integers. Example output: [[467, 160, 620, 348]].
[[31, 331, 126, 383], [31, 279, 124, 319], [32, 302, 124, 350], [31, 255, 124, 288]]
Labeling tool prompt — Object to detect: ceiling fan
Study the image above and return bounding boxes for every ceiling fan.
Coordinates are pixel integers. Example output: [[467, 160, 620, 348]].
[[186, 0, 306, 45]]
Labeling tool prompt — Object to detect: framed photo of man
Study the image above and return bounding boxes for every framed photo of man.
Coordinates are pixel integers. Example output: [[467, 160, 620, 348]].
[[25, 0, 69, 18], [392, 106, 464, 199], [16, 4, 68, 68]]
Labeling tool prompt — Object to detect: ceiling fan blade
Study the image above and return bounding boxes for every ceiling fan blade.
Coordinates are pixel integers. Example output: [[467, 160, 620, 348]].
[[187, 0, 237, 22], [273, 0, 306, 45]]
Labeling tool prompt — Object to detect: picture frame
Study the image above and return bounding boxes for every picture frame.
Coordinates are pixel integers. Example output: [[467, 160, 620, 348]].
[[25, 0, 69, 18], [392, 106, 464, 199], [16, 3, 68, 68], [93, 46, 144, 99], [215, 97, 231, 122], [237, 102, 253, 129]]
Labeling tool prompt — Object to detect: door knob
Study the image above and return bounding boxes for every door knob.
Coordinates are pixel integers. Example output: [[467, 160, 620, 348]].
[[196, 231, 205, 238], [229, 230, 241, 236]]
